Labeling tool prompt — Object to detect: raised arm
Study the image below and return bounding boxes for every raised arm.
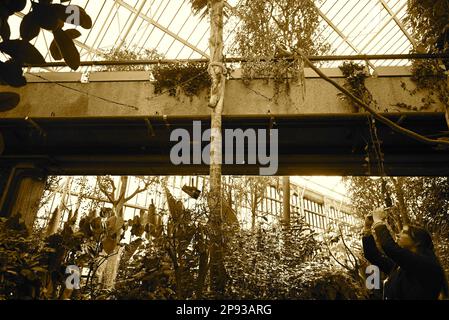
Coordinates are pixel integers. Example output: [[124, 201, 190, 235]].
[[361, 213, 395, 274], [362, 232, 395, 274], [373, 224, 435, 273]]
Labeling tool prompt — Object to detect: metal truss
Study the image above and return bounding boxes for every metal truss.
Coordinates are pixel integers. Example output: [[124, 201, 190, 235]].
[[11, 0, 417, 69]]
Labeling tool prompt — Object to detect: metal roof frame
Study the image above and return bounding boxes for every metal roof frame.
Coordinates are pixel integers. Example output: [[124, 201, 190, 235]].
[[8, 0, 416, 70]]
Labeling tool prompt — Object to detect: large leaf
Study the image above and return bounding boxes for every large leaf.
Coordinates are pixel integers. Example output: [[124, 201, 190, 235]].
[[5, 0, 27, 13], [50, 28, 81, 60], [64, 29, 82, 39], [20, 12, 41, 41], [0, 60, 27, 87], [0, 92, 20, 111], [49, 39, 62, 60], [33, 3, 64, 31], [102, 238, 117, 255], [0, 17, 11, 40], [52, 28, 80, 70], [0, 40, 45, 65]]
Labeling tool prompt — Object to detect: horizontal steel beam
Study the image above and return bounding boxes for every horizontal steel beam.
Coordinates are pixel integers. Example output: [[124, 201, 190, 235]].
[[24, 53, 449, 68]]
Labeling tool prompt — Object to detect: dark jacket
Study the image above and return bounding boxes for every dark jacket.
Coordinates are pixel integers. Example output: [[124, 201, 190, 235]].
[[362, 224, 445, 300]]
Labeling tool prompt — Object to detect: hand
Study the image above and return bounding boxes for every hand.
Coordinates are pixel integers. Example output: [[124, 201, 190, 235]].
[[372, 208, 387, 223], [364, 214, 374, 230]]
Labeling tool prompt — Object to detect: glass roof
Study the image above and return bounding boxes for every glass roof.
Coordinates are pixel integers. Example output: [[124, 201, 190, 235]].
[[8, 0, 415, 70]]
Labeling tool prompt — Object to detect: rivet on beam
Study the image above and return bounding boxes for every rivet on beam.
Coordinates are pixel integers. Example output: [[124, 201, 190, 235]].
[[144, 118, 156, 137], [25, 117, 46, 137]]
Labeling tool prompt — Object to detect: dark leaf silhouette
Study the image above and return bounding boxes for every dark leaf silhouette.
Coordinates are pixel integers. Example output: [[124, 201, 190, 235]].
[[0, 17, 11, 40], [4, 0, 27, 13], [53, 28, 80, 70], [0, 40, 45, 65], [33, 3, 64, 31], [0, 92, 20, 111], [0, 60, 27, 87], [20, 12, 41, 41], [49, 40, 62, 60], [49, 29, 81, 61]]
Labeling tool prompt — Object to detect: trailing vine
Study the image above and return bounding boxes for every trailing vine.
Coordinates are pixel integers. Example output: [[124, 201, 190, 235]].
[[338, 61, 385, 176], [338, 62, 376, 112], [399, 60, 449, 111], [152, 62, 211, 98]]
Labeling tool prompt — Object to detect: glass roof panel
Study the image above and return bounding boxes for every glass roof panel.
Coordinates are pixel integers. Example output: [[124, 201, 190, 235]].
[[7, 0, 416, 71]]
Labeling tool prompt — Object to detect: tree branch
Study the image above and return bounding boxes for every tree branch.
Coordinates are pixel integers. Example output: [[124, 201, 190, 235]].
[[282, 47, 449, 148], [124, 178, 153, 202], [97, 176, 116, 204]]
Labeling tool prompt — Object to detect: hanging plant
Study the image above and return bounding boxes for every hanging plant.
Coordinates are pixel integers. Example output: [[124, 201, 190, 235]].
[[398, 60, 449, 111], [338, 62, 375, 111], [152, 62, 211, 98]]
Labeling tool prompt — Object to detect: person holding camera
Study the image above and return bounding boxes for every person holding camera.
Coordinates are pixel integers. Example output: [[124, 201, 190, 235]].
[[362, 208, 448, 300]]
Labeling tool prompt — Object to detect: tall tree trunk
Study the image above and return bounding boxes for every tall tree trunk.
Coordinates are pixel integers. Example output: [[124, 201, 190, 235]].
[[101, 176, 128, 289], [390, 177, 411, 225], [251, 192, 257, 231], [207, 0, 226, 296], [282, 176, 291, 226]]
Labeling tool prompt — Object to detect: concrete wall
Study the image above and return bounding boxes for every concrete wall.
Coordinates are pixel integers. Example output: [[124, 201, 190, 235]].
[[0, 67, 445, 118]]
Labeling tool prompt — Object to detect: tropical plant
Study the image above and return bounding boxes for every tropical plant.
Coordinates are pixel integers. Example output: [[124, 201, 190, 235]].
[[0, 0, 92, 111]]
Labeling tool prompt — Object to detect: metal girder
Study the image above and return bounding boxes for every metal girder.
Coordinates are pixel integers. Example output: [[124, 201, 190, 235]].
[[378, 0, 417, 50], [358, 2, 408, 53], [115, 0, 148, 51], [114, 0, 209, 58]]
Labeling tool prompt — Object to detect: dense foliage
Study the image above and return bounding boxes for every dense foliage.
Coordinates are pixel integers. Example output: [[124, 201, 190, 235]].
[[406, 0, 449, 54]]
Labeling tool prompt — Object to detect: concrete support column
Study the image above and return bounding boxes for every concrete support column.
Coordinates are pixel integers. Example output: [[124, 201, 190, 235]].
[[0, 164, 47, 230]]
